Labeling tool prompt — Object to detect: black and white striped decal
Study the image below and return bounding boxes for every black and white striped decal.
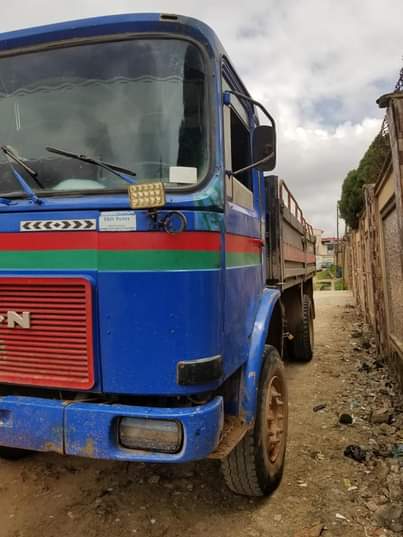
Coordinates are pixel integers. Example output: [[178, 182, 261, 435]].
[[20, 219, 96, 232]]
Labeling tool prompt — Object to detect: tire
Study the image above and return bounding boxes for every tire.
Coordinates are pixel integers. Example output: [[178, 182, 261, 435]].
[[292, 294, 314, 362], [0, 446, 32, 460], [221, 345, 288, 496]]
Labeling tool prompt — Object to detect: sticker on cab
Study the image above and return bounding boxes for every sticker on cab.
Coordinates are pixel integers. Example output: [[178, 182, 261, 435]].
[[169, 166, 198, 184], [99, 211, 136, 232]]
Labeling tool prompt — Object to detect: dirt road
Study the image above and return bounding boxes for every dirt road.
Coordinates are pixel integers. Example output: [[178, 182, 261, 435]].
[[0, 291, 399, 537]]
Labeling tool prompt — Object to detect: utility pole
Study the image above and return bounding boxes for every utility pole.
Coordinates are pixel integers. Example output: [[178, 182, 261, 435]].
[[336, 201, 339, 268]]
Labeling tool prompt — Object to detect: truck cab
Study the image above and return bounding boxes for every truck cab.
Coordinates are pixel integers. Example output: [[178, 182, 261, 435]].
[[0, 14, 315, 496]]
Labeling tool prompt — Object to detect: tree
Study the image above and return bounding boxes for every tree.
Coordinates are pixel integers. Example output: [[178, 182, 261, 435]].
[[339, 132, 390, 228], [339, 169, 360, 228]]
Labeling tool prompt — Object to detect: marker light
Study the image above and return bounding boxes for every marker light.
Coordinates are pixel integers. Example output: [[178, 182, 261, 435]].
[[119, 417, 183, 453], [128, 182, 166, 209]]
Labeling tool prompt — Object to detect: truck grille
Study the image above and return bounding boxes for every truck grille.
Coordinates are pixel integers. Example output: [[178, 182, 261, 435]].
[[0, 277, 94, 389]]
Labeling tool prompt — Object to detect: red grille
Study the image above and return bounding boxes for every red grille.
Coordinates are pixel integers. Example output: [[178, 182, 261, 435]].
[[0, 277, 94, 389]]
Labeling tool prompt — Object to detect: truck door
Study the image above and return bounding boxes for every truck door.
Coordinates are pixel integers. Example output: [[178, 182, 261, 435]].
[[222, 69, 265, 376]]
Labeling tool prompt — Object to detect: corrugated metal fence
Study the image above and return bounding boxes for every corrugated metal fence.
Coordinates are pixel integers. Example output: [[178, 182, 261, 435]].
[[343, 93, 403, 391]]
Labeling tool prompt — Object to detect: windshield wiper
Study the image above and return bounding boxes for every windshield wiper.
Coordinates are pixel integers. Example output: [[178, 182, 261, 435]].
[[1, 145, 43, 204], [1, 145, 44, 189], [46, 146, 137, 185]]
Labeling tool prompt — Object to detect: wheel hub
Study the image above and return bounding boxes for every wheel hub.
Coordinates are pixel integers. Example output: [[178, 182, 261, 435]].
[[266, 376, 286, 463]]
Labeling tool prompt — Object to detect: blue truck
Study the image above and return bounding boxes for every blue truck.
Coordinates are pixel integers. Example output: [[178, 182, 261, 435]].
[[0, 13, 316, 496]]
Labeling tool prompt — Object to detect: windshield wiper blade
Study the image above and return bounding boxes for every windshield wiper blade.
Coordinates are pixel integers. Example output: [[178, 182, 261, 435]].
[[46, 146, 137, 185], [1, 145, 44, 189], [1, 146, 42, 204]]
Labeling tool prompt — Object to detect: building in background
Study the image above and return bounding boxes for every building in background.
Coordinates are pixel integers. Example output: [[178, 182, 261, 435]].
[[313, 228, 338, 270]]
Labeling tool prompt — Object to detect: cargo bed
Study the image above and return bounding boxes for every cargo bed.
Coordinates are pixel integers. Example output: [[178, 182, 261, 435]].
[[266, 176, 316, 289]]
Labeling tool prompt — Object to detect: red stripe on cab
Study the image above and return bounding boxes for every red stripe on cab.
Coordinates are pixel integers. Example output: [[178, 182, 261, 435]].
[[0, 231, 221, 252], [225, 234, 263, 253]]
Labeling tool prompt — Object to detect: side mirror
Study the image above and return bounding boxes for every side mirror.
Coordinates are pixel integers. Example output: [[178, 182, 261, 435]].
[[252, 125, 276, 172]]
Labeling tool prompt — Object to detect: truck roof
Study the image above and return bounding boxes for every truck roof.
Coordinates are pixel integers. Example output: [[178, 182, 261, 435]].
[[0, 13, 224, 56]]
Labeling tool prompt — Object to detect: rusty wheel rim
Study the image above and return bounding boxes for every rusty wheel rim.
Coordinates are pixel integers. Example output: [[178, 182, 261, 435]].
[[266, 376, 286, 464]]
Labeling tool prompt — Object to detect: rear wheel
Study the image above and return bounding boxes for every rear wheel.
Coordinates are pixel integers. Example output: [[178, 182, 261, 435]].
[[292, 294, 314, 362], [221, 346, 288, 496], [0, 446, 32, 460]]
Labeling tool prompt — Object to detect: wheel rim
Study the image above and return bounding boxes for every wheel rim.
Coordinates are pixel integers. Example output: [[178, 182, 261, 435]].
[[266, 375, 286, 464]]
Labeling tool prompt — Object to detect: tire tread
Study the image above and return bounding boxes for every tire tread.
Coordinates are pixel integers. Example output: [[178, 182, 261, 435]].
[[221, 346, 287, 496], [293, 294, 313, 362], [222, 432, 263, 496]]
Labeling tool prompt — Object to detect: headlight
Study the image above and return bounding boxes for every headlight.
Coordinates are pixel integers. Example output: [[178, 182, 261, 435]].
[[119, 417, 183, 454]]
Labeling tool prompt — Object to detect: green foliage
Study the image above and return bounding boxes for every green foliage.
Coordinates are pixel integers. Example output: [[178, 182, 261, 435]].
[[334, 279, 347, 291], [339, 132, 390, 228], [316, 264, 337, 280]]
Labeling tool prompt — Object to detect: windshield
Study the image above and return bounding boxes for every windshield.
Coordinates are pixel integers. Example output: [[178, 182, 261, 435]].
[[0, 38, 210, 196]]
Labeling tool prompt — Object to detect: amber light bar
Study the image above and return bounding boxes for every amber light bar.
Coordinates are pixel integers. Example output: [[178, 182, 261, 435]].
[[128, 182, 166, 209]]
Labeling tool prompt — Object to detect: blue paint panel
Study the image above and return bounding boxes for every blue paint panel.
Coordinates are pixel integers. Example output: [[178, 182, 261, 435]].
[[225, 203, 260, 237], [0, 267, 224, 397], [0, 396, 64, 452], [0, 395, 223, 462], [222, 63, 266, 409], [65, 396, 223, 462], [0, 209, 222, 232], [99, 270, 223, 395], [241, 287, 281, 422], [0, 187, 226, 214], [0, 14, 224, 58], [223, 266, 262, 376], [0, 266, 225, 397]]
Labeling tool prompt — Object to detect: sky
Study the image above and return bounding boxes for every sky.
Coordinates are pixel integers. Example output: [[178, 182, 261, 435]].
[[1, 1, 402, 235]]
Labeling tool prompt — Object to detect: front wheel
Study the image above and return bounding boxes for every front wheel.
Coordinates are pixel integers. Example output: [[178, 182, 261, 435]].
[[221, 345, 288, 496]]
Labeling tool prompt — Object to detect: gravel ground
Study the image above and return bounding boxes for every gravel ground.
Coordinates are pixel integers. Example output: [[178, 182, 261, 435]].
[[0, 290, 401, 537]]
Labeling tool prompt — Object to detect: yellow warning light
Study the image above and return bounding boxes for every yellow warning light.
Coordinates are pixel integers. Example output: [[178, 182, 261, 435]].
[[128, 182, 166, 209]]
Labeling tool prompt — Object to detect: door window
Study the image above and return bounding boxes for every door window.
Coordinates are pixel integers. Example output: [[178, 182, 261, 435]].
[[223, 77, 253, 208]]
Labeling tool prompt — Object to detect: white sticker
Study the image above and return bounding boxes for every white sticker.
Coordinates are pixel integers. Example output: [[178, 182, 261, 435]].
[[169, 166, 198, 184], [99, 211, 136, 232]]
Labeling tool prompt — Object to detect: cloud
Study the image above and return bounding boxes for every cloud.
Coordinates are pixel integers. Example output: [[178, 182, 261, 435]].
[[0, 0, 402, 233], [278, 118, 381, 233]]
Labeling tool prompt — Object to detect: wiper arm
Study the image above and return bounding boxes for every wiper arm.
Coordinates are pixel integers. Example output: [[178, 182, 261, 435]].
[[1, 146, 42, 204], [46, 146, 137, 185], [1, 145, 44, 189]]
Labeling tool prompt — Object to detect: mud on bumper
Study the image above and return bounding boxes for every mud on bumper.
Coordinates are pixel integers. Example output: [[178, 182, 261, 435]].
[[0, 395, 224, 463]]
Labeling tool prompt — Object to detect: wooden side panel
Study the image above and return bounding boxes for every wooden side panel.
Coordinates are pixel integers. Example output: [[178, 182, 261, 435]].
[[266, 176, 283, 282], [266, 176, 315, 285]]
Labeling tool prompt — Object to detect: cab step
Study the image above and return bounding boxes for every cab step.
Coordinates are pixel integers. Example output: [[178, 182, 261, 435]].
[[208, 416, 251, 460]]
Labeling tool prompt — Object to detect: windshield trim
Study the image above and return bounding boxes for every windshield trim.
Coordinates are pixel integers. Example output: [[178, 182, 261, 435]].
[[0, 33, 215, 196], [0, 187, 128, 200]]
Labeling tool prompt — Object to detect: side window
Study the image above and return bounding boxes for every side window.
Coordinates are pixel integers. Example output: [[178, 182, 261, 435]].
[[223, 76, 254, 209], [229, 109, 252, 190]]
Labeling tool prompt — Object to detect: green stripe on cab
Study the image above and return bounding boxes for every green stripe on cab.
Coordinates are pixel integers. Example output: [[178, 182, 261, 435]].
[[0, 250, 221, 271]]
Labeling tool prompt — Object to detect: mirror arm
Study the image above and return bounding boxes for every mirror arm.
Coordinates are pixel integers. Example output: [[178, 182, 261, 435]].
[[223, 90, 276, 130], [227, 151, 275, 177]]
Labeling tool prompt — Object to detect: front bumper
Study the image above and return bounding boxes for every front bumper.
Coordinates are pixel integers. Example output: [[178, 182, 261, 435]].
[[0, 395, 223, 463]]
